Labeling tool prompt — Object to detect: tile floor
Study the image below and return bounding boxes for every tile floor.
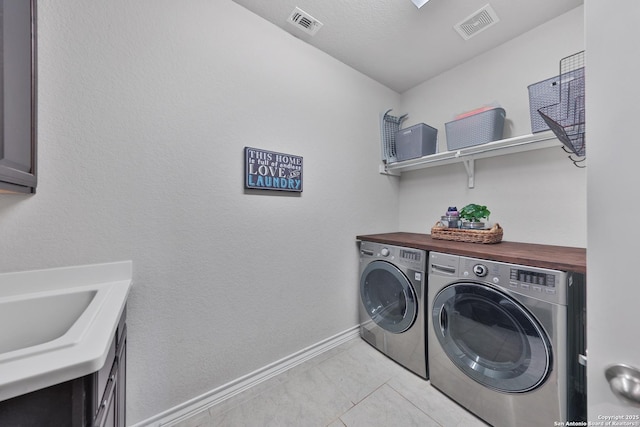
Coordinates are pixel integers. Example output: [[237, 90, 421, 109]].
[[174, 337, 488, 427]]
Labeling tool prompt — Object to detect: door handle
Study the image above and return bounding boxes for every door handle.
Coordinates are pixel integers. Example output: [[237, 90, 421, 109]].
[[578, 354, 587, 366], [605, 364, 640, 406], [439, 306, 448, 336], [579, 349, 587, 366]]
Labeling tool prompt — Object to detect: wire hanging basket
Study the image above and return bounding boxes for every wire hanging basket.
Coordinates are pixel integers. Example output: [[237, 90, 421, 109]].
[[537, 51, 586, 157], [380, 109, 407, 164]]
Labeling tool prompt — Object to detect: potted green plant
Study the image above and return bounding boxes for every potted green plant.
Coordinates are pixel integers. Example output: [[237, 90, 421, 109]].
[[459, 203, 491, 229]]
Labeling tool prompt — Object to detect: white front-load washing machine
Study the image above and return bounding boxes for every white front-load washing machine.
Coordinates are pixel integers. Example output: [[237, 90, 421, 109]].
[[428, 251, 585, 427], [358, 241, 427, 379]]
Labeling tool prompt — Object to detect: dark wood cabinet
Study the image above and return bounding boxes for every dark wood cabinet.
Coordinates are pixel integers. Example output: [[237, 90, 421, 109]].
[[0, 0, 37, 194], [0, 308, 127, 426], [92, 314, 127, 427]]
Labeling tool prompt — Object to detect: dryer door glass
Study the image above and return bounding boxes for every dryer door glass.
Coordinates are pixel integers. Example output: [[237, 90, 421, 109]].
[[432, 282, 551, 392], [360, 260, 417, 334]]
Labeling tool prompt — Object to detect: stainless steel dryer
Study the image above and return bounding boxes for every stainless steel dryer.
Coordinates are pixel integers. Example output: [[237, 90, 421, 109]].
[[358, 241, 427, 379], [428, 251, 582, 427]]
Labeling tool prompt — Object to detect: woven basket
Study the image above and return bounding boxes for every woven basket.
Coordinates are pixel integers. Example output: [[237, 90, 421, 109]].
[[431, 222, 503, 244]]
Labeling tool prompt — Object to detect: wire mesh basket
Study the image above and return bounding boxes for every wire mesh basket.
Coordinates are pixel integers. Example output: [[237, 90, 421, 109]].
[[380, 109, 407, 164], [528, 69, 584, 133], [538, 51, 585, 157]]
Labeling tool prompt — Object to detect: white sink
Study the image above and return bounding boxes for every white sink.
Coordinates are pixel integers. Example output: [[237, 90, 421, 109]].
[[0, 261, 132, 402], [0, 289, 98, 355]]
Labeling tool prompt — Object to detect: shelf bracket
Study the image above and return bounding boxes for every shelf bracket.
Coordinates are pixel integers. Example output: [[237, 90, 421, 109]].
[[462, 158, 475, 188], [379, 163, 401, 177]]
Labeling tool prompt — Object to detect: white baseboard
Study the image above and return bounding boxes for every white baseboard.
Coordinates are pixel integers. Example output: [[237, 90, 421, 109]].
[[132, 326, 360, 427]]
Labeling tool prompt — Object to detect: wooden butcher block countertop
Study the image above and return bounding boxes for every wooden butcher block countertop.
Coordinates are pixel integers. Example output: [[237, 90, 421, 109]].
[[356, 232, 586, 274]]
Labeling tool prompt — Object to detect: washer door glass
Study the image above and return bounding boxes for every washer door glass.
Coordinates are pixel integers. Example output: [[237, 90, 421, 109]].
[[432, 282, 551, 392], [360, 260, 417, 334]]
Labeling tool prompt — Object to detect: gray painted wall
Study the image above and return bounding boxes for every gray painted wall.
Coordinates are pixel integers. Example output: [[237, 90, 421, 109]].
[[398, 7, 586, 247], [0, 1, 588, 424], [0, 0, 400, 423]]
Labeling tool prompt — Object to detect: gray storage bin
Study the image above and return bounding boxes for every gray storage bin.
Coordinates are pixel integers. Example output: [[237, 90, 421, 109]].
[[395, 123, 438, 162], [445, 108, 506, 151]]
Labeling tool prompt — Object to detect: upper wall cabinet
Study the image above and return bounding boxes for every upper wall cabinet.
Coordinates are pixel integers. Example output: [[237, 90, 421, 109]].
[[0, 0, 37, 194]]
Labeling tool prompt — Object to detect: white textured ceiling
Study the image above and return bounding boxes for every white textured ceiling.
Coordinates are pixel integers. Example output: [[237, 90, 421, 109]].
[[232, 0, 583, 93]]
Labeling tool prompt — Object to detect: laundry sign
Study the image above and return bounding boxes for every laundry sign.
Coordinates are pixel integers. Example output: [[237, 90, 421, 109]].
[[244, 147, 303, 192]]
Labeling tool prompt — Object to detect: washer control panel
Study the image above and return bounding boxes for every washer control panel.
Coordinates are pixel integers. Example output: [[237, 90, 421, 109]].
[[459, 255, 568, 305], [359, 241, 426, 271], [472, 264, 488, 277]]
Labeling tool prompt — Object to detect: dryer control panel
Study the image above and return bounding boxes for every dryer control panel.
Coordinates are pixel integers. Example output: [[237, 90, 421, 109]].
[[458, 255, 569, 306], [510, 268, 556, 288]]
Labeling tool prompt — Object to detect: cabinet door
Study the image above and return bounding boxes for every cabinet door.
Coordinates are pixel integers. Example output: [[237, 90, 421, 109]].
[[95, 360, 118, 427], [0, 378, 83, 426], [116, 327, 126, 427], [0, 0, 37, 194]]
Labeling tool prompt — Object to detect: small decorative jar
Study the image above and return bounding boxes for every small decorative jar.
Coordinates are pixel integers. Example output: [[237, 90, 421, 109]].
[[441, 207, 461, 228]]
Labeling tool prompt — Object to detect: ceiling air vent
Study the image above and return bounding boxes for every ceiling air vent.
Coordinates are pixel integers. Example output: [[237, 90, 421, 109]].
[[287, 7, 323, 36], [454, 4, 500, 40]]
